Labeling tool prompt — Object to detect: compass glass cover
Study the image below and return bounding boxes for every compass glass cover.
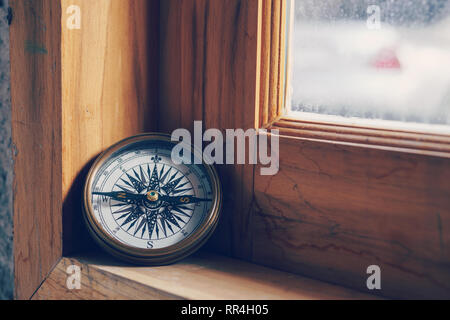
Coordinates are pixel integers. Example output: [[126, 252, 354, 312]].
[[85, 136, 218, 252]]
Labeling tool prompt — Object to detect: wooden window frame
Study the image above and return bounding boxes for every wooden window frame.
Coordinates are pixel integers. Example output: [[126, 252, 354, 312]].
[[263, 0, 450, 156], [255, 1, 450, 299]]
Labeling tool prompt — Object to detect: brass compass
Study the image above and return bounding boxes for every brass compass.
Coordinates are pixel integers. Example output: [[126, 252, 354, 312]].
[[82, 133, 222, 265]]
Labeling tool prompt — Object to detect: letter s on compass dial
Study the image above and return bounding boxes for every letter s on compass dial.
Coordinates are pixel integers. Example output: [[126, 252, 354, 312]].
[[83, 133, 222, 265]]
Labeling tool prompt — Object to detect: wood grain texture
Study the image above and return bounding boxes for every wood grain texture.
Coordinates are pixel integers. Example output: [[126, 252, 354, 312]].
[[259, 0, 285, 127], [252, 135, 450, 299], [259, 0, 272, 127], [61, 0, 159, 255], [159, 0, 262, 258], [32, 251, 376, 300], [267, 0, 280, 122], [274, 117, 450, 156], [276, 0, 286, 117], [10, 0, 62, 300], [32, 255, 181, 300]]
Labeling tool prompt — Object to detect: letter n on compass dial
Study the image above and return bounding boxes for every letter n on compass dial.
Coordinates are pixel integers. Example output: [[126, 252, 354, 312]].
[[83, 134, 222, 265]]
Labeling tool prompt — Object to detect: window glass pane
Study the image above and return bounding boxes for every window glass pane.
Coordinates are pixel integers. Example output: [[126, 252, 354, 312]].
[[290, 0, 450, 125]]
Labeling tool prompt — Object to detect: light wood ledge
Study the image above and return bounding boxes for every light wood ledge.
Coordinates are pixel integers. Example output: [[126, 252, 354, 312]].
[[32, 251, 377, 300]]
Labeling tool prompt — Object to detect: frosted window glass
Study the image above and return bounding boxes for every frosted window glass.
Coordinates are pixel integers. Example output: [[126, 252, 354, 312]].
[[290, 0, 450, 125]]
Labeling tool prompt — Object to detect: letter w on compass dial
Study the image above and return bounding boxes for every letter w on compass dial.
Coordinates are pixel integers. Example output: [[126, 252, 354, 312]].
[[93, 162, 212, 242]]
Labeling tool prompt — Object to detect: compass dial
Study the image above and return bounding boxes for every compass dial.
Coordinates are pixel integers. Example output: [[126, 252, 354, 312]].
[[83, 133, 222, 265]]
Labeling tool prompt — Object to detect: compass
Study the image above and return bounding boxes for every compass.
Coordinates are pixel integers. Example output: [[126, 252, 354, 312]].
[[82, 133, 222, 265]]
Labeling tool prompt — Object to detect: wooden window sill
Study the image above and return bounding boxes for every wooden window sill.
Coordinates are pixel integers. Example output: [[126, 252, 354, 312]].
[[271, 116, 450, 157], [32, 251, 377, 300]]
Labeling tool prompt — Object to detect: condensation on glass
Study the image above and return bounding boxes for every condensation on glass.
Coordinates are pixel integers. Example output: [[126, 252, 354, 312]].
[[289, 0, 450, 126]]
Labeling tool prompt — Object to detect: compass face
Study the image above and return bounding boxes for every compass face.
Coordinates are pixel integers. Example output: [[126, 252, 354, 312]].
[[83, 133, 222, 264]]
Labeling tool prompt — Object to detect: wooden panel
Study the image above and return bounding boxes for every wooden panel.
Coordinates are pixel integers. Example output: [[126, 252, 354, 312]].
[[32, 251, 375, 300], [159, 0, 261, 258], [259, 0, 272, 126], [10, 0, 62, 300], [61, 0, 159, 254], [268, 0, 280, 122], [252, 135, 450, 299], [276, 0, 286, 117], [11, 0, 159, 298]]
